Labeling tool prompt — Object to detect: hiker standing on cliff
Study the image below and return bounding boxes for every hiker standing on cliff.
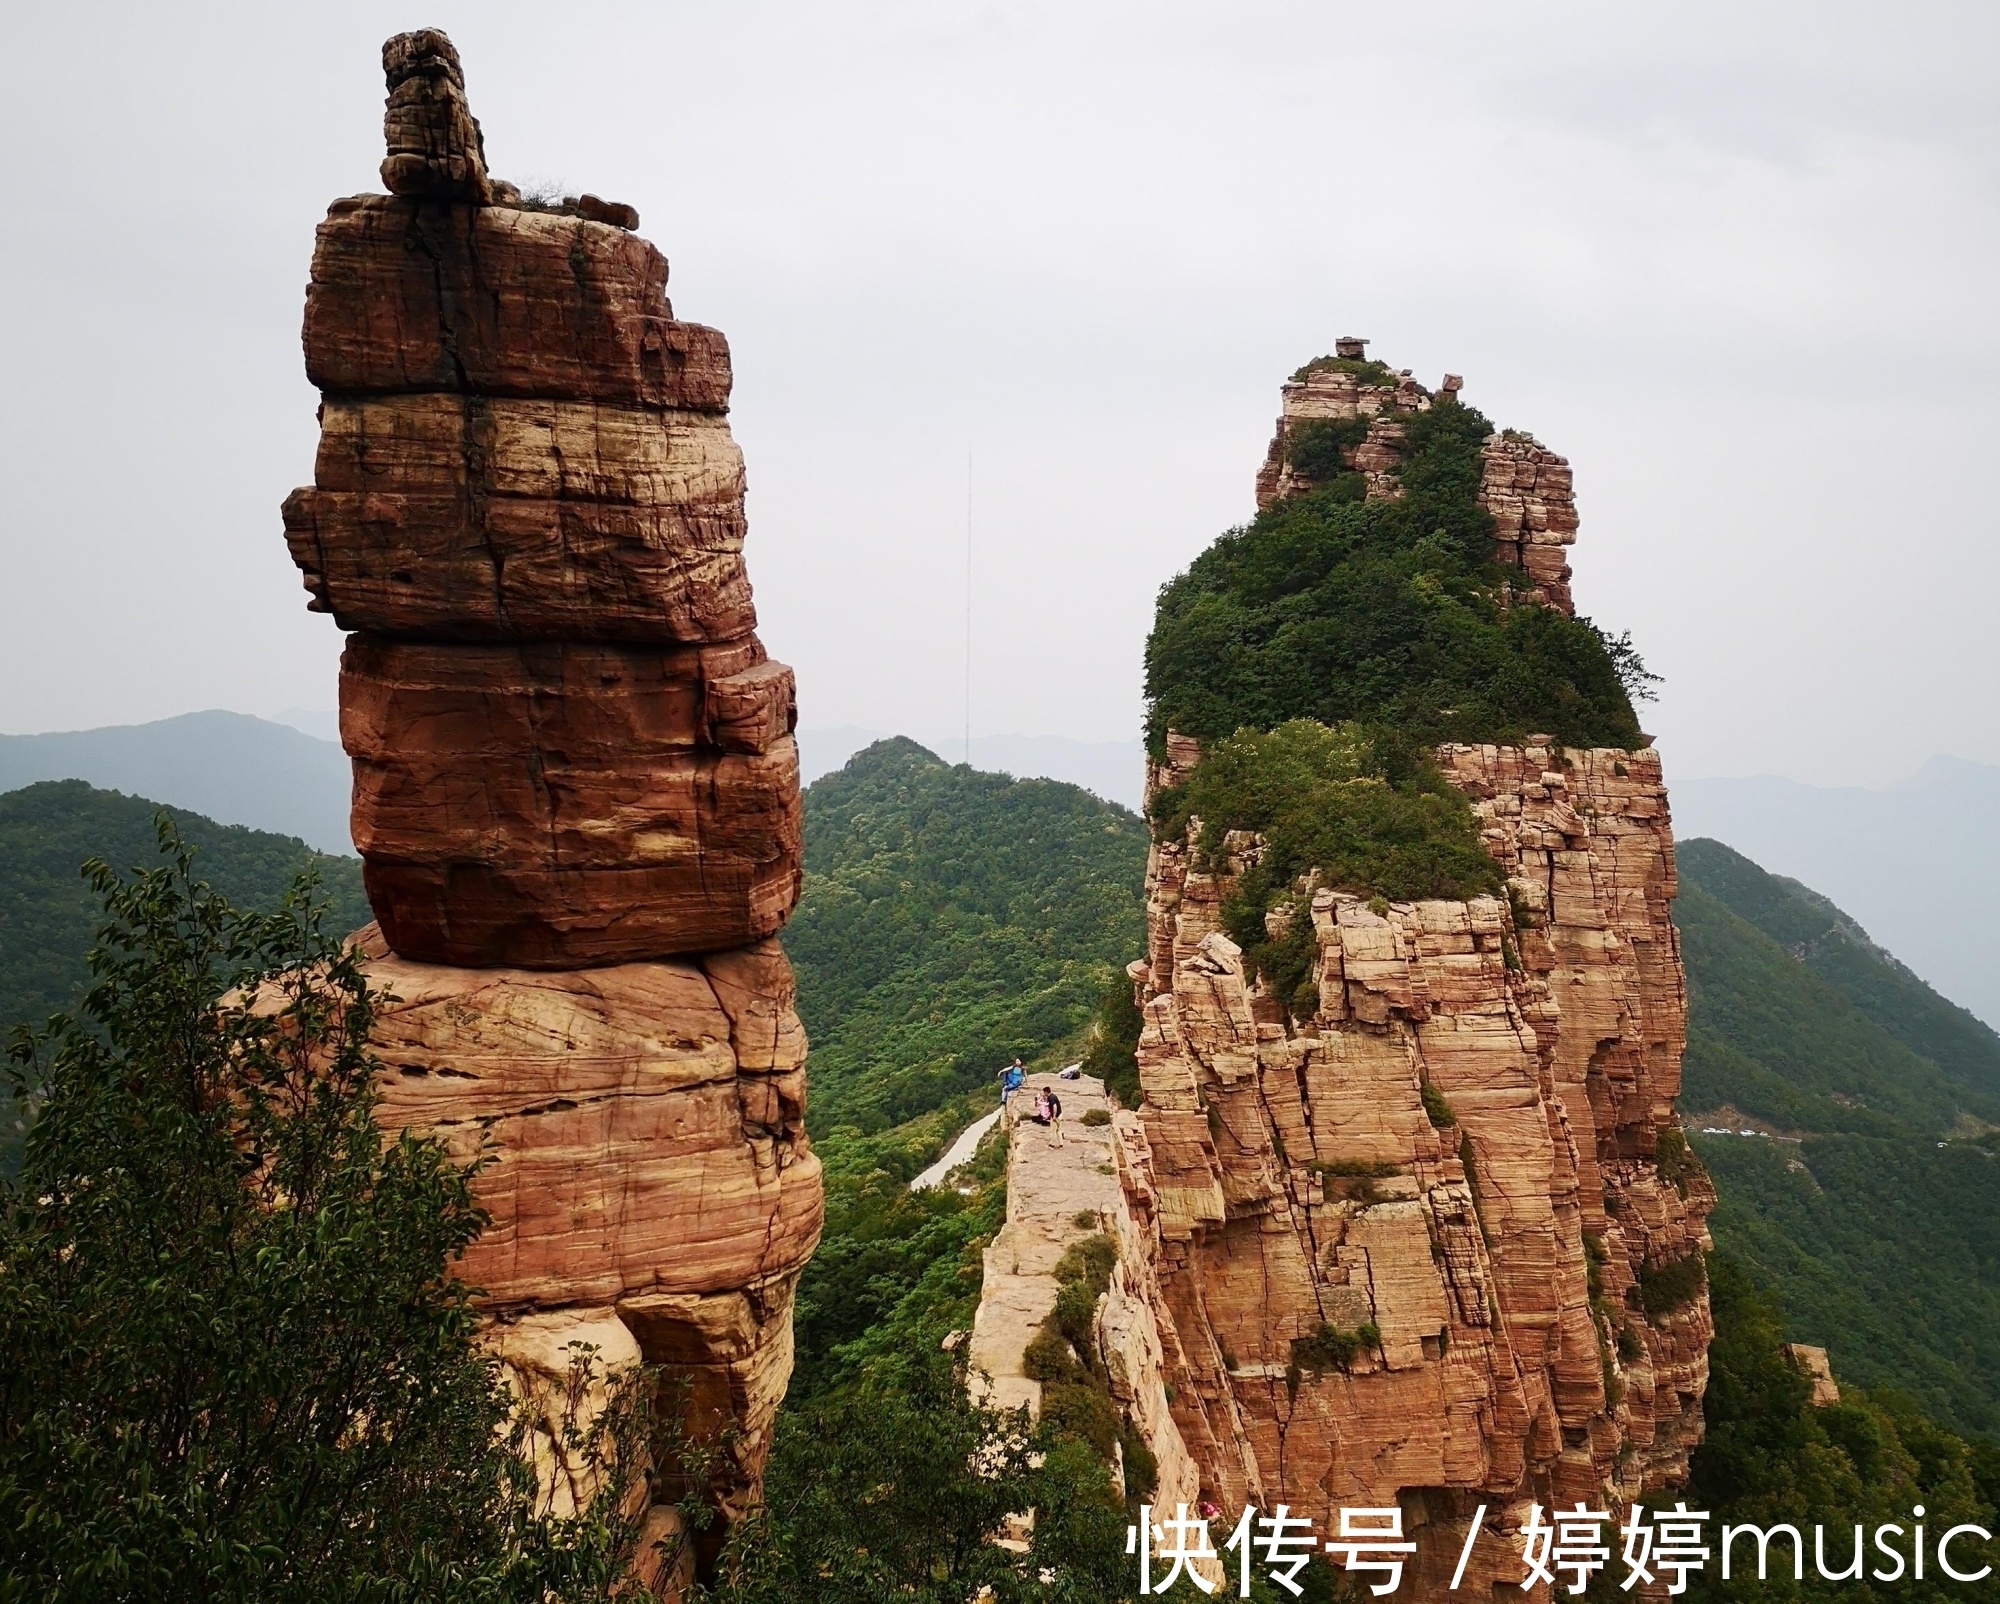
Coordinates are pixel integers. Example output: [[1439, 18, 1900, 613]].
[[1036, 1085, 1065, 1148], [998, 1058, 1025, 1109]]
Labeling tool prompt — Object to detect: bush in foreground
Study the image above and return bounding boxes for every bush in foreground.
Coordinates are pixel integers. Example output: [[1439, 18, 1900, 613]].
[[0, 825, 644, 1602]]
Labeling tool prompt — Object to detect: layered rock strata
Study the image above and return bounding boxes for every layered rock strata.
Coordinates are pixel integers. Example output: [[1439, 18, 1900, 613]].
[[1118, 352, 1710, 1596], [285, 32, 820, 1571]]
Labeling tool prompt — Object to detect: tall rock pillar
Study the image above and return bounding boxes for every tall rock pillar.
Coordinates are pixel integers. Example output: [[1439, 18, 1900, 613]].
[[282, 30, 821, 1577], [1113, 355, 1713, 1598]]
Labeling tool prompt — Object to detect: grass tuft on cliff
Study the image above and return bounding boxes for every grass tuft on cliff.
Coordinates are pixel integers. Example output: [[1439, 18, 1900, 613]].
[[1143, 396, 1646, 757]]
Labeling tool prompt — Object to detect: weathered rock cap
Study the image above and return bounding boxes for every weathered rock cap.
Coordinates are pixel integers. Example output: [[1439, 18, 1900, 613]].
[[576, 193, 640, 230], [303, 198, 727, 408], [380, 30, 493, 203]]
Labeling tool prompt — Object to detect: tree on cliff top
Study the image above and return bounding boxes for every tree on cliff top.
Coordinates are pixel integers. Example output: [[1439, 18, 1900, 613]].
[[0, 823, 643, 1602], [1143, 398, 1646, 755]]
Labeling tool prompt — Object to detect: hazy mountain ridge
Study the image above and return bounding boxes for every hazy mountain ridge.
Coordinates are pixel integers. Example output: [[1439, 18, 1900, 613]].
[[0, 711, 353, 855], [1677, 756, 2000, 1029], [1678, 837, 2000, 1434]]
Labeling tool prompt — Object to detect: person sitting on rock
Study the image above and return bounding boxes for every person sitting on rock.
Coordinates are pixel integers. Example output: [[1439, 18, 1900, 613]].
[[998, 1058, 1025, 1108]]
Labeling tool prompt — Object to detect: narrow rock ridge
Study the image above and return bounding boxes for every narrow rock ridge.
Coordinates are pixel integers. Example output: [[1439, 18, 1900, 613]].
[[966, 1074, 1210, 1575], [1114, 356, 1712, 1597], [285, 32, 820, 1586]]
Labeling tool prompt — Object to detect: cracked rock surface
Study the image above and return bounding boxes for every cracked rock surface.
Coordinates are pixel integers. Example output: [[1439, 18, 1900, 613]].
[[1117, 366, 1712, 1600], [285, 32, 820, 1573]]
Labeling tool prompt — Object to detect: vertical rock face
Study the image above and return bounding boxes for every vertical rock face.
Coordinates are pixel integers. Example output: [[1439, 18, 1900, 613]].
[[285, 32, 820, 1570], [1120, 358, 1711, 1595]]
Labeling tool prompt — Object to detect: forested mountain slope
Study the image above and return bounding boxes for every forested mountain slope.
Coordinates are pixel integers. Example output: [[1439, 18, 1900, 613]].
[[0, 781, 368, 1172], [783, 738, 1149, 1394], [1678, 837, 2000, 1434], [789, 737, 1148, 1141]]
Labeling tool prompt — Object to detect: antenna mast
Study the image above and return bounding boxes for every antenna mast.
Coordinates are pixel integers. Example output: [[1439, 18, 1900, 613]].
[[964, 449, 973, 766]]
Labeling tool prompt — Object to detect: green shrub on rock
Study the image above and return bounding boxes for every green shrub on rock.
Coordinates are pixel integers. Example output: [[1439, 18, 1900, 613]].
[[1144, 395, 1647, 756]]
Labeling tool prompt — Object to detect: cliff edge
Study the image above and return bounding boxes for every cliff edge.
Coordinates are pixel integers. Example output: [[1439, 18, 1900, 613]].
[[1110, 347, 1713, 1595]]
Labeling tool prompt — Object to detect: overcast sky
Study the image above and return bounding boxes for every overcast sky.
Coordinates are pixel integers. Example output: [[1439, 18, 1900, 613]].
[[1, 1, 1993, 786]]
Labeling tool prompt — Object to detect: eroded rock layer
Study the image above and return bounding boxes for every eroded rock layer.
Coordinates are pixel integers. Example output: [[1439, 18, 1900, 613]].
[[287, 32, 819, 1575], [341, 637, 801, 966], [1120, 357, 1710, 1596]]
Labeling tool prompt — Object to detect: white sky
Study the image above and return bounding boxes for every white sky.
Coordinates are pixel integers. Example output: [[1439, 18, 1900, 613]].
[[1, 1, 1994, 785]]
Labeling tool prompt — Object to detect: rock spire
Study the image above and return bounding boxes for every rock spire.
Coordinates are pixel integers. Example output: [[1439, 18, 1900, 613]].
[[284, 32, 819, 1585], [1104, 361, 1712, 1598]]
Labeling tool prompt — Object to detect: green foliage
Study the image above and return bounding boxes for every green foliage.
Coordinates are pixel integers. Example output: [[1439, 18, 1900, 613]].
[[1290, 1322, 1382, 1376], [0, 780, 369, 1175], [1080, 969, 1145, 1110], [786, 742, 1148, 1399], [1312, 1159, 1402, 1179], [1149, 720, 1499, 1008], [1290, 354, 1403, 388], [699, 1355, 1134, 1604], [1155, 720, 1501, 903], [1678, 869, 1998, 1137], [1080, 1109, 1111, 1128], [1697, 1131, 2000, 1437], [0, 823, 640, 1601], [1638, 1252, 1708, 1317], [1284, 415, 1371, 483], [1655, 1123, 1693, 1196], [1144, 398, 1645, 756], [1684, 1257, 2000, 1603], [791, 1117, 1007, 1397], [1421, 1081, 1458, 1128], [788, 739, 1147, 1138], [1040, 1383, 1120, 1461], [1118, 1419, 1159, 1502], [1023, 1235, 1119, 1395], [1678, 840, 2000, 1435], [1682, 837, 2000, 1106]]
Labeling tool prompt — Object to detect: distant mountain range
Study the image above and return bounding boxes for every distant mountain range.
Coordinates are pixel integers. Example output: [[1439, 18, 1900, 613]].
[[7, 713, 1993, 1031], [0, 712, 353, 855], [0, 715, 1150, 858], [1677, 756, 2000, 1029]]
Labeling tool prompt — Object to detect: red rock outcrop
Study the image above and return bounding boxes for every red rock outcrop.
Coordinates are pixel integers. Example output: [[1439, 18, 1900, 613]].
[[341, 637, 800, 967], [1118, 351, 1710, 1597], [285, 32, 819, 1575]]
